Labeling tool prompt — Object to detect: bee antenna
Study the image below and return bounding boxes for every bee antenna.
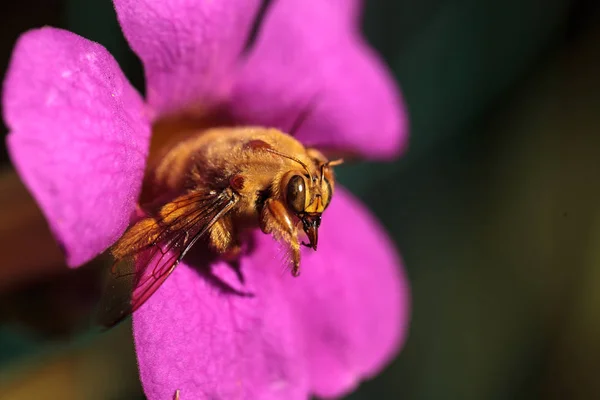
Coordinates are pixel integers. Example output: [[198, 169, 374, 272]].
[[264, 148, 312, 178], [320, 158, 344, 184], [320, 163, 325, 185], [326, 159, 344, 167]]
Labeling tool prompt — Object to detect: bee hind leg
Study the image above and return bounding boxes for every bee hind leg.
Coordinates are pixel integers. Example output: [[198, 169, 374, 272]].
[[259, 198, 301, 276]]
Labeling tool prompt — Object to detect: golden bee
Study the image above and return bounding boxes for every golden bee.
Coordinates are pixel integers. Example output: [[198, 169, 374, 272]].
[[98, 127, 342, 326]]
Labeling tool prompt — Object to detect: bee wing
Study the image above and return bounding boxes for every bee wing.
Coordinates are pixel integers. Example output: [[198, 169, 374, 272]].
[[96, 189, 237, 327]]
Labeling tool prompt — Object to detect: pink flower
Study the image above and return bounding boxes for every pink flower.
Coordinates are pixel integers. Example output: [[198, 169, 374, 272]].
[[3, 0, 410, 399]]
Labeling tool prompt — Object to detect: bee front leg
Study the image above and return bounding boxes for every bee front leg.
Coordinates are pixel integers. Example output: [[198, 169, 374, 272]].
[[260, 198, 301, 277]]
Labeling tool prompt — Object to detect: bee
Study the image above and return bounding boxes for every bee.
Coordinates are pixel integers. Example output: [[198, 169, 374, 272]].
[[97, 127, 342, 326]]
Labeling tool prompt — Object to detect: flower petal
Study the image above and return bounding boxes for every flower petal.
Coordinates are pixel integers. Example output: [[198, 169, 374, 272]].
[[230, 0, 408, 159], [113, 0, 262, 118], [133, 260, 310, 400], [3, 28, 150, 267], [284, 187, 409, 397], [133, 188, 408, 399]]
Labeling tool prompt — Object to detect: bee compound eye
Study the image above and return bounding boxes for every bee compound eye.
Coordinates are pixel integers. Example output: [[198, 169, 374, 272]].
[[286, 175, 306, 213]]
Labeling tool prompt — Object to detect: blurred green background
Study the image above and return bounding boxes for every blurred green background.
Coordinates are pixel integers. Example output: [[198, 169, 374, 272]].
[[1, 0, 599, 399]]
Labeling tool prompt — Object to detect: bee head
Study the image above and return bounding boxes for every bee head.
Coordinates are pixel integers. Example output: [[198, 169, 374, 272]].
[[282, 165, 335, 251]]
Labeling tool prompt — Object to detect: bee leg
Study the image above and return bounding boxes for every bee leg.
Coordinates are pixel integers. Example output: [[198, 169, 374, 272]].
[[209, 217, 240, 259], [260, 198, 301, 277]]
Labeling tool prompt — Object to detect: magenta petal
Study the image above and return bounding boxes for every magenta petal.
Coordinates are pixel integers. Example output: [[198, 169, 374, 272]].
[[283, 188, 409, 397], [113, 0, 261, 118], [133, 189, 408, 399], [3, 28, 150, 267], [134, 260, 310, 400], [231, 0, 408, 159]]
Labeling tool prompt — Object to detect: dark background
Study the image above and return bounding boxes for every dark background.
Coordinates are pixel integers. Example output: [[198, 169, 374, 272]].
[[1, 1, 599, 399]]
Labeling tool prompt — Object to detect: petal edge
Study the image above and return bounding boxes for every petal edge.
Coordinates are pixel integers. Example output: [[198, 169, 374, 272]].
[[114, 0, 262, 118], [285, 187, 410, 397], [3, 27, 151, 266], [231, 1, 409, 159]]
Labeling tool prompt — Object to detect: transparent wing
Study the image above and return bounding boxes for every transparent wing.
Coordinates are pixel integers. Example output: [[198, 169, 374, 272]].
[[96, 189, 237, 327]]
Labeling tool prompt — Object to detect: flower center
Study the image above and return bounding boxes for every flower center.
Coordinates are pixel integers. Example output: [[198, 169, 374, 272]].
[[141, 112, 234, 204]]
